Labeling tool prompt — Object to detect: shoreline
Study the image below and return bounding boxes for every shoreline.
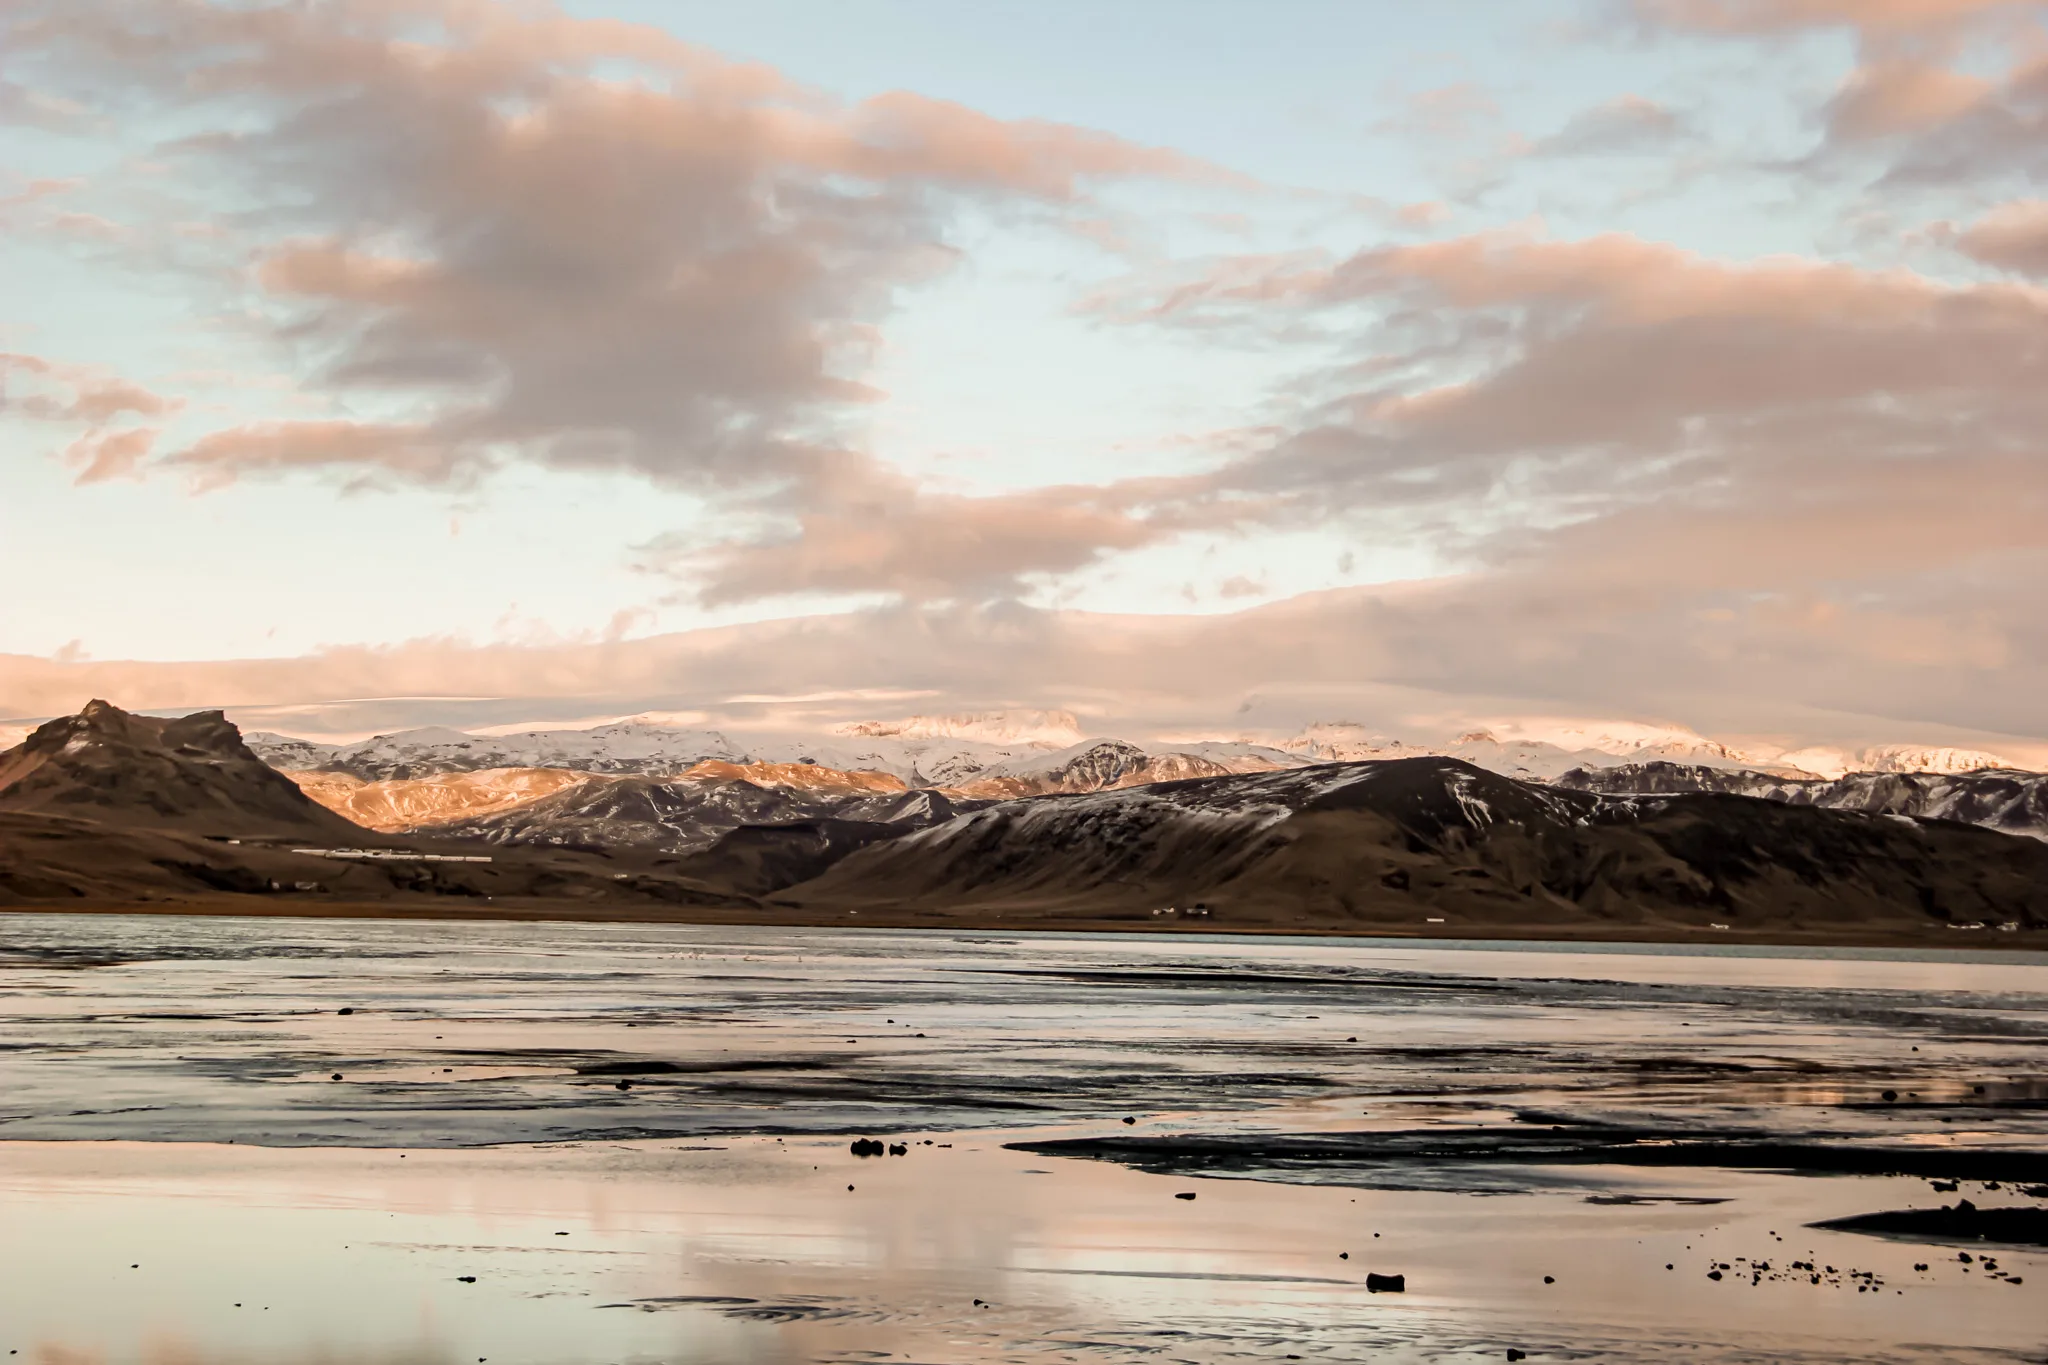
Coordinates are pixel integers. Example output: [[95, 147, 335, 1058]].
[[5, 895, 2046, 954]]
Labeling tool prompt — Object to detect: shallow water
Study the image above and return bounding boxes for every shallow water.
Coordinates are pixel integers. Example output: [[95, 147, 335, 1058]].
[[1, 915, 2043, 1363]]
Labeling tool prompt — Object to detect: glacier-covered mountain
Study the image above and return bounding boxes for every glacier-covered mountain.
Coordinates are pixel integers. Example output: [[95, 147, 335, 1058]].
[[1278, 722, 1802, 782], [246, 716, 1069, 788], [236, 708, 2045, 848]]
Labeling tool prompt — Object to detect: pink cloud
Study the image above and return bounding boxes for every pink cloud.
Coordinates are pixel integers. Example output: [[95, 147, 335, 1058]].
[[1826, 58, 1993, 137], [0, 0, 1271, 611], [1068, 225, 2048, 699], [1957, 198, 2048, 273], [1, 353, 179, 483], [5, 571, 2045, 755], [64, 426, 159, 483], [1632, 0, 2030, 34], [1636, 0, 2047, 187], [656, 465, 1254, 605], [5, 0, 1214, 503]]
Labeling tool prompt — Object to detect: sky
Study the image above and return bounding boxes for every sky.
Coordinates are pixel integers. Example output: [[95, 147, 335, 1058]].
[[2, 0, 2046, 752]]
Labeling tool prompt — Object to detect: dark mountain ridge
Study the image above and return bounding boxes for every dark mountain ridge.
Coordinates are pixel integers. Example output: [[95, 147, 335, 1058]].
[[1557, 761, 2048, 840], [780, 757, 2048, 936]]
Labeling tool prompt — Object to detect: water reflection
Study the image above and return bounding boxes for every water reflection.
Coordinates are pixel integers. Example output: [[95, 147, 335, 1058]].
[[0, 915, 2042, 1363]]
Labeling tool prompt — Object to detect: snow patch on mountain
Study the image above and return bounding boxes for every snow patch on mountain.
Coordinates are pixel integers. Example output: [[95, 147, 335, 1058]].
[[837, 710, 1087, 747], [953, 737, 1301, 798], [1858, 745, 2011, 775], [1280, 719, 1832, 781], [1280, 722, 1622, 781], [1475, 717, 1749, 763]]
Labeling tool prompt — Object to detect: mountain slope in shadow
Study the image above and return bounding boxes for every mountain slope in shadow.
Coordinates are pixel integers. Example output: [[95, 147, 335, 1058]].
[[0, 700, 364, 840], [779, 757, 2048, 936]]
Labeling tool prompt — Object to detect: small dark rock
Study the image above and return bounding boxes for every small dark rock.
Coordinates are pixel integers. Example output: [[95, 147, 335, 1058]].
[[1542, 1275, 1554, 1284], [1122, 1116, 1136, 1125], [337, 1008, 354, 1016], [1365, 1272, 1405, 1293], [1507, 1352, 1527, 1362], [331, 1073, 342, 1081], [457, 1276, 475, 1283], [1881, 1090, 1897, 1102], [1174, 1192, 1197, 1201]]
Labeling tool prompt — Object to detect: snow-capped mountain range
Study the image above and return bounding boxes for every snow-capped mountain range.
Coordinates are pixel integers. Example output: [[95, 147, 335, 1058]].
[[12, 701, 2045, 937], [241, 708, 2030, 793], [1276, 722, 1771, 781]]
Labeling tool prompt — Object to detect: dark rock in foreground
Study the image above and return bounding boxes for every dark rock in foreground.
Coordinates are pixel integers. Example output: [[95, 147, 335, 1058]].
[[1008, 1128, 2048, 1189], [1813, 1201, 2048, 1248]]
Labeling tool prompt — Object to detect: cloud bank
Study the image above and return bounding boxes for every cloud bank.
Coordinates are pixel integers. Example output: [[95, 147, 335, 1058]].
[[3, 0, 2046, 757]]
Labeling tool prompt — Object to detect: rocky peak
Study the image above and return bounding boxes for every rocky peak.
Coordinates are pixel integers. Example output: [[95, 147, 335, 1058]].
[[0, 699, 361, 838]]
